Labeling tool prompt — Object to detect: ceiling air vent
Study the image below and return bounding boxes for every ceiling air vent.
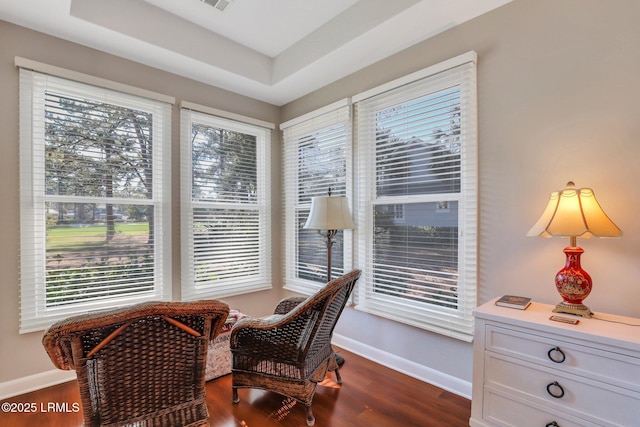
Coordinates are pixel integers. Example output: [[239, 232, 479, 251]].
[[202, 0, 232, 12]]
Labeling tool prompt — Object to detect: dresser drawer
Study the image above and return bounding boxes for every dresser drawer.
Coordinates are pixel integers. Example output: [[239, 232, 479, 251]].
[[485, 353, 640, 426], [485, 324, 640, 392], [472, 301, 640, 427], [483, 388, 600, 427]]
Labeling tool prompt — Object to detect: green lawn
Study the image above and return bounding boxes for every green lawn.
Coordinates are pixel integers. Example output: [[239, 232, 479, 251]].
[[47, 222, 149, 250]]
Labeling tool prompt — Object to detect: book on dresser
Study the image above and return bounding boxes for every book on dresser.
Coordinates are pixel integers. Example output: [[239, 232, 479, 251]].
[[494, 295, 531, 310]]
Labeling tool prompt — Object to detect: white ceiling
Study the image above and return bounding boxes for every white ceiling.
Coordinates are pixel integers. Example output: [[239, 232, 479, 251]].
[[0, 0, 512, 105]]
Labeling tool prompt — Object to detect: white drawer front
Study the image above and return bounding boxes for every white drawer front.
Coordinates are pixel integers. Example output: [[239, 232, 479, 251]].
[[485, 325, 640, 393], [485, 353, 640, 427], [483, 388, 601, 427]]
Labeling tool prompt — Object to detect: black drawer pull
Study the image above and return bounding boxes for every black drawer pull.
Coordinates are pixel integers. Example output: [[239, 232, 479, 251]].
[[547, 346, 566, 363], [546, 422, 560, 427], [546, 381, 565, 399]]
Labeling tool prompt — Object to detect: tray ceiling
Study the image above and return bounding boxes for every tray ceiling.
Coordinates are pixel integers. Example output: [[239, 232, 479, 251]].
[[0, 0, 512, 105]]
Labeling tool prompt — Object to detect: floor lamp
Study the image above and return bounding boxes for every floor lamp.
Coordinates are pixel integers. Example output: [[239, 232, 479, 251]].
[[304, 193, 356, 365], [303, 194, 356, 282]]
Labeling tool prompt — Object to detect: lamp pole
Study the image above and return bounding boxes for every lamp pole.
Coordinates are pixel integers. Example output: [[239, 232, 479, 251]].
[[323, 229, 338, 282]]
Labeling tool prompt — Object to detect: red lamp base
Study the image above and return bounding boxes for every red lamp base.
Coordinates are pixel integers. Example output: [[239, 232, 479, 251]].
[[553, 246, 593, 318]]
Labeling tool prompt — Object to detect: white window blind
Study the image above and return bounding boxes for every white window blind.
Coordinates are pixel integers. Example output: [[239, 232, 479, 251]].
[[181, 106, 272, 300], [281, 99, 353, 294], [19, 68, 172, 333], [354, 52, 478, 341]]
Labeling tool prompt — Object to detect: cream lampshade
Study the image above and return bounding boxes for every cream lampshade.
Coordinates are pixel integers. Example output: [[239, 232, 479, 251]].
[[527, 181, 622, 317], [304, 196, 356, 231]]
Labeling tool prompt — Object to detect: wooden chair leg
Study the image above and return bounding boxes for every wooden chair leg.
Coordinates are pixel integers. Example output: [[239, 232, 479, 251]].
[[232, 387, 239, 404], [306, 404, 315, 426], [334, 366, 343, 384]]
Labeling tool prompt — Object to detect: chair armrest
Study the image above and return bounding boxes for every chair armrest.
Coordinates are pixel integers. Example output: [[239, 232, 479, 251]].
[[230, 314, 285, 341], [230, 313, 308, 360], [273, 296, 307, 314]]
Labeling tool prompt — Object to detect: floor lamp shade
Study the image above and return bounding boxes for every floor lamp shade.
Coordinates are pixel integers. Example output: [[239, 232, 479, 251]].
[[527, 181, 622, 317], [304, 196, 356, 231]]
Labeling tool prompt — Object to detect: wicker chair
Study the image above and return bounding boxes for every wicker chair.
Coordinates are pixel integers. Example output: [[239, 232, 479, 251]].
[[230, 269, 361, 426], [42, 300, 229, 427]]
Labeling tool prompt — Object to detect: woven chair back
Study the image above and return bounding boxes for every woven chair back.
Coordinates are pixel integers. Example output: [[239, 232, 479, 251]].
[[43, 300, 229, 427], [299, 275, 357, 366]]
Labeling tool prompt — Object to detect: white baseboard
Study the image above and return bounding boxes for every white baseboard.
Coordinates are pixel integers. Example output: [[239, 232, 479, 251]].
[[0, 369, 75, 400], [2, 337, 471, 401], [332, 333, 472, 399]]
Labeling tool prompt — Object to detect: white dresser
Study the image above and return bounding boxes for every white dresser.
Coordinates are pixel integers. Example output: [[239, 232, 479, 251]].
[[470, 299, 640, 427]]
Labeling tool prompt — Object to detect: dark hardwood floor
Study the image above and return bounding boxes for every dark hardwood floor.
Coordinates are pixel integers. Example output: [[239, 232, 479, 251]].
[[0, 348, 471, 426]]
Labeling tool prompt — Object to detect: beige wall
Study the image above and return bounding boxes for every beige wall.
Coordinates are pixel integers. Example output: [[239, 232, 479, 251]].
[[2, 0, 640, 394], [0, 20, 283, 384], [284, 0, 640, 384]]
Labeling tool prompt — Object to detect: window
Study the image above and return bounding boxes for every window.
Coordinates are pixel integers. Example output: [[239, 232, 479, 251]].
[[181, 104, 272, 299], [393, 204, 405, 222], [281, 99, 353, 294], [354, 52, 478, 341], [19, 67, 172, 333]]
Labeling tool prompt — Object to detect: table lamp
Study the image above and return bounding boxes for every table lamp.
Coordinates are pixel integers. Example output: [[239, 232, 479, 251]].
[[527, 181, 622, 318]]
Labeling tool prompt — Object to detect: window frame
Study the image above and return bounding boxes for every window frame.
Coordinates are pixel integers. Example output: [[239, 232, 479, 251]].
[[180, 104, 273, 300], [18, 65, 173, 333], [281, 99, 354, 295], [353, 52, 478, 341]]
